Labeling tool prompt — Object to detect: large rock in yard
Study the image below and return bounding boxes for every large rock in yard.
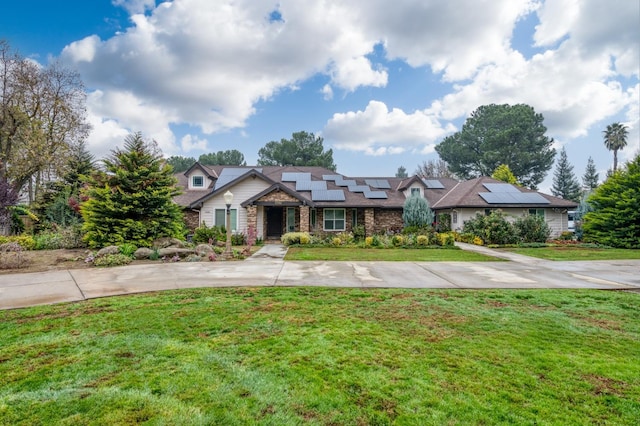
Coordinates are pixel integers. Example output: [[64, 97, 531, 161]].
[[153, 237, 186, 249], [96, 246, 120, 257], [157, 247, 194, 258], [194, 244, 214, 256], [134, 247, 154, 260]]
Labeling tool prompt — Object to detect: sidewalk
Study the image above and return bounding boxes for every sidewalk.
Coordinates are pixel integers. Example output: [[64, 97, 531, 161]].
[[1, 244, 639, 310]]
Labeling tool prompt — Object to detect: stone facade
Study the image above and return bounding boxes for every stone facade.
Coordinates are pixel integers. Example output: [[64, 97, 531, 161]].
[[300, 206, 310, 232], [246, 205, 257, 233], [258, 189, 299, 204], [371, 209, 403, 234], [183, 210, 200, 232]]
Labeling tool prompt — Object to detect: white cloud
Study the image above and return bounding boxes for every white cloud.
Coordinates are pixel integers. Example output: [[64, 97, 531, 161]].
[[321, 84, 333, 101], [180, 134, 208, 152], [112, 0, 156, 15], [53, 0, 637, 164], [324, 100, 455, 155]]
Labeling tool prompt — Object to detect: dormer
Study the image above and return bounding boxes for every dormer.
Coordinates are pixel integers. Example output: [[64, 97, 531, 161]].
[[183, 162, 217, 190]]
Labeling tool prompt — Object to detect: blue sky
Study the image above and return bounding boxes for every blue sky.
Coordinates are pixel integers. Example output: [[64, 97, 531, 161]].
[[2, 0, 638, 192]]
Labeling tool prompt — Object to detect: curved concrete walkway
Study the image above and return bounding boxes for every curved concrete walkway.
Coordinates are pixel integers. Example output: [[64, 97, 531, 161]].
[[1, 244, 639, 310]]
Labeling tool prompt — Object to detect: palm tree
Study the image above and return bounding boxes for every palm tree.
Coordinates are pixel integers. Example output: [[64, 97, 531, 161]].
[[603, 122, 628, 172]]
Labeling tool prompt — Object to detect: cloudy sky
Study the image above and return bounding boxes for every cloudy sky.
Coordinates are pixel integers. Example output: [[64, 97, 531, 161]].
[[2, 0, 638, 191]]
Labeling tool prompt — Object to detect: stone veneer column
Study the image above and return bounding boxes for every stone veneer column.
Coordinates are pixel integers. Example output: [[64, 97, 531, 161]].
[[246, 205, 257, 234], [364, 208, 375, 236], [299, 205, 310, 233]]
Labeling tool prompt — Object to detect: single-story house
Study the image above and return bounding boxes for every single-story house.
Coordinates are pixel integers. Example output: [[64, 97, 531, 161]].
[[173, 163, 577, 240]]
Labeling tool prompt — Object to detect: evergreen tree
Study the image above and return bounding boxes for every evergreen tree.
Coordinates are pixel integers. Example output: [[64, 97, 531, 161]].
[[581, 156, 599, 190], [396, 166, 408, 178], [491, 164, 518, 184], [81, 132, 185, 248], [402, 195, 434, 228], [258, 131, 336, 170], [166, 156, 196, 173], [551, 148, 581, 201], [583, 154, 640, 248]]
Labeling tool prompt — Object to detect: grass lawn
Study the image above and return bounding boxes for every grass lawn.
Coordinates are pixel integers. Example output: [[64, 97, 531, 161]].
[[285, 247, 498, 261], [501, 246, 640, 261], [1, 288, 639, 425]]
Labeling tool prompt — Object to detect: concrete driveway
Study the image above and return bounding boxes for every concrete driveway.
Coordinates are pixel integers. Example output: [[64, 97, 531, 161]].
[[1, 244, 639, 310]]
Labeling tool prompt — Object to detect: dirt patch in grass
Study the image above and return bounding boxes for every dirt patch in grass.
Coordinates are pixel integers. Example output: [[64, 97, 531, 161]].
[[0, 249, 93, 275]]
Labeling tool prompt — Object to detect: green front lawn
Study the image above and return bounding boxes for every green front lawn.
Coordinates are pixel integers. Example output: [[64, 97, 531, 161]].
[[501, 246, 640, 261], [285, 247, 498, 261], [1, 288, 639, 425]]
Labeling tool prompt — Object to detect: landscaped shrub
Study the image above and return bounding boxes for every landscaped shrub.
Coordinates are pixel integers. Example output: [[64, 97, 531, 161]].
[[281, 232, 312, 245], [332, 237, 342, 246], [462, 211, 519, 245], [436, 232, 455, 247], [403, 196, 434, 228], [0, 235, 36, 250], [416, 235, 429, 246], [392, 235, 404, 247], [33, 225, 85, 250], [514, 214, 551, 243], [365, 236, 374, 246], [192, 224, 225, 244], [352, 225, 366, 241], [335, 232, 355, 245], [231, 232, 246, 245], [118, 243, 138, 258], [93, 253, 132, 267]]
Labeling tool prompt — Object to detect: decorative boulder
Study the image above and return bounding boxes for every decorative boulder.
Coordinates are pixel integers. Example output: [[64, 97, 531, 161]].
[[96, 246, 120, 257], [153, 237, 186, 249], [195, 244, 214, 256], [134, 247, 154, 260], [157, 247, 195, 258]]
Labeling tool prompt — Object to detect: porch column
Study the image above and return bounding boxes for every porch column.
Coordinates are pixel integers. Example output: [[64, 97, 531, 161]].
[[299, 205, 310, 233], [364, 208, 375, 236], [246, 205, 258, 234]]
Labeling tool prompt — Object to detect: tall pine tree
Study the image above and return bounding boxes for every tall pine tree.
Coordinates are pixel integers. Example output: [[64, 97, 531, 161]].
[[582, 156, 599, 190], [81, 132, 184, 248], [551, 148, 581, 202]]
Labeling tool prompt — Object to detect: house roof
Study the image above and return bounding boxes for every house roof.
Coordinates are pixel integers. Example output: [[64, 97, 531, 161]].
[[174, 164, 576, 211], [431, 177, 578, 210]]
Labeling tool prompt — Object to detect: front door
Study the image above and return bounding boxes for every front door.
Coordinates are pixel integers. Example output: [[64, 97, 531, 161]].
[[266, 208, 283, 237]]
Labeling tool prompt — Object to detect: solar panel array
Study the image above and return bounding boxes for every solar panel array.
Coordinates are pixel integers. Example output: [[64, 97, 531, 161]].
[[482, 183, 519, 193], [423, 179, 445, 189], [365, 179, 391, 189], [282, 172, 311, 182], [296, 180, 327, 191], [347, 185, 370, 193], [215, 168, 262, 189], [364, 190, 388, 199], [479, 192, 550, 204], [311, 189, 346, 201]]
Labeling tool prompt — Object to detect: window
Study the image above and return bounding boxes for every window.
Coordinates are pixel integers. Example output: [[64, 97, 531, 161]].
[[528, 208, 545, 218], [452, 211, 458, 224], [484, 209, 493, 216], [215, 208, 237, 231], [287, 207, 296, 232], [323, 208, 345, 231], [192, 175, 204, 188], [310, 209, 317, 229], [351, 208, 358, 228], [411, 187, 421, 197]]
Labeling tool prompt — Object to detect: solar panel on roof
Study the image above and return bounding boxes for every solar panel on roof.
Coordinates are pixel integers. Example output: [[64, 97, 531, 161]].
[[334, 179, 356, 187], [364, 190, 388, 199], [423, 179, 445, 189], [282, 172, 311, 182], [365, 179, 391, 189], [347, 185, 369, 193], [215, 168, 262, 189], [323, 175, 341, 181], [483, 183, 519, 193], [296, 180, 327, 191], [311, 189, 345, 201], [479, 192, 550, 204]]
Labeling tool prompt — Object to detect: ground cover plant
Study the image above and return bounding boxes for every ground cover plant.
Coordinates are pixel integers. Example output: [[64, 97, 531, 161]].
[[1, 288, 638, 425], [501, 245, 640, 261], [285, 247, 497, 261]]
